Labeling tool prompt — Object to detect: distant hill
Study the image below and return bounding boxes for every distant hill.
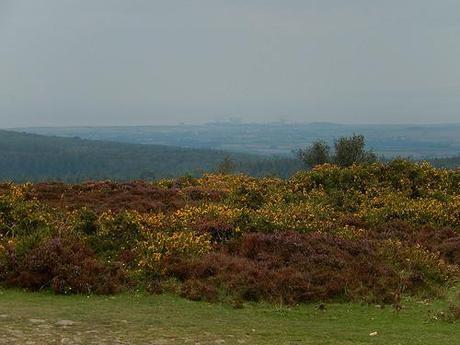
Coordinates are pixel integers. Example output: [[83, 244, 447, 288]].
[[430, 155, 460, 169], [0, 130, 457, 183], [0, 130, 302, 182], [15, 122, 460, 158]]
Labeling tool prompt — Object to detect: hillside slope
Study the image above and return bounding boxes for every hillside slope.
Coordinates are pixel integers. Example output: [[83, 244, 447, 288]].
[[17, 122, 460, 158], [0, 130, 301, 182]]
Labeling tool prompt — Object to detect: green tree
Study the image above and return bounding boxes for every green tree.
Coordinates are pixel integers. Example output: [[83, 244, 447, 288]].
[[297, 140, 331, 167], [216, 155, 236, 174], [297, 134, 377, 168], [333, 134, 376, 167]]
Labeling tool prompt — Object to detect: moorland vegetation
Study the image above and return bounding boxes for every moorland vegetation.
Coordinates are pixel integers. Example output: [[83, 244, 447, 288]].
[[0, 160, 459, 308]]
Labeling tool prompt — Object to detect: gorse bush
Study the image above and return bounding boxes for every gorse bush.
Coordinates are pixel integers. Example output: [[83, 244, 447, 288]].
[[0, 184, 53, 238], [0, 160, 458, 304], [138, 230, 211, 275]]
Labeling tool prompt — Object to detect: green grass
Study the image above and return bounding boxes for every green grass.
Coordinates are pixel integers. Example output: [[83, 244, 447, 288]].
[[0, 289, 458, 345]]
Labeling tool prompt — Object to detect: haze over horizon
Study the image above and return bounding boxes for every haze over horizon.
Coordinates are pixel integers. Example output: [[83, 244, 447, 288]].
[[7, 120, 460, 130], [1, 0, 459, 127]]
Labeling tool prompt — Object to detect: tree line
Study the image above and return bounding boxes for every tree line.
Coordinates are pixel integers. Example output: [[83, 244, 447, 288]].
[[0, 130, 457, 183]]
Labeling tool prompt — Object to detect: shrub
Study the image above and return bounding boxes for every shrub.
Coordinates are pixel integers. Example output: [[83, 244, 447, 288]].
[[169, 232, 404, 304], [92, 210, 144, 257], [1, 162, 458, 304], [9, 236, 125, 294], [333, 134, 377, 167], [436, 304, 460, 322], [73, 208, 98, 235], [138, 230, 211, 275], [0, 239, 16, 282], [415, 226, 460, 265], [0, 194, 53, 238], [297, 140, 331, 168], [180, 279, 218, 302], [377, 239, 458, 296], [171, 204, 244, 240]]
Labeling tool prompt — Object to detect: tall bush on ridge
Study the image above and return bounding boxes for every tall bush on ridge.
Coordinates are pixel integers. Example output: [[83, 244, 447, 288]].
[[216, 155, 236, 175], [298, 134, 376, 168], [334, 134, 377, 167], [296, 140, 330, 168]]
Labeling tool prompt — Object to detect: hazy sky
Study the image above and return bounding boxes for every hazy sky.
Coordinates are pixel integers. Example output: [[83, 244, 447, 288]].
[[1, 0, 459, 127]]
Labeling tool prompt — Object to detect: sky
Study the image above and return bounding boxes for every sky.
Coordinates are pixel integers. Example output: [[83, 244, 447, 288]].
[[0, 0, 459, 127]]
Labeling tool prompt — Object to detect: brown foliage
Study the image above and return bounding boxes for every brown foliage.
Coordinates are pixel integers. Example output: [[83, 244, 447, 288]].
[[23, 181, 226, 213], [372, 221, 460, 265], [24, 181, 186, 213], [180, 279, 218, 301], [9, 237, 125, 294], [169, 232, 404, 304]]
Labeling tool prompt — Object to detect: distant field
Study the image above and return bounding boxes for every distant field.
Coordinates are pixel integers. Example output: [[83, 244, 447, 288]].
[[14, 122, 460, 158], [0, 289, 459, 345]]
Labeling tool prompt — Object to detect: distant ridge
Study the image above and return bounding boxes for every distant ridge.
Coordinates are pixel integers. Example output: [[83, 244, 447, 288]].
[[0, 130, 301, 182], [12, 122, 460, 158]]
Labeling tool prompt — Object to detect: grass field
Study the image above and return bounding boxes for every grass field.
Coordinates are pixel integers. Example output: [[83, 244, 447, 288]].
[[0, 289, 458, 345]]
